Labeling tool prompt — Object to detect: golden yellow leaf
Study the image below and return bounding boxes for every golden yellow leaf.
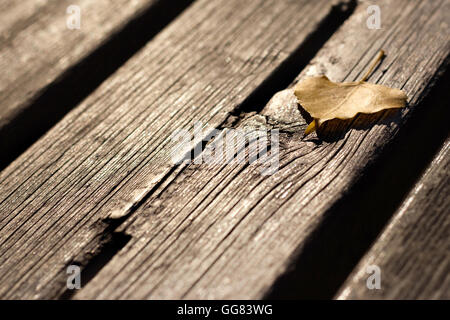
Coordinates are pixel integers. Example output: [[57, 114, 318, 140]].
[[294, 51, 407, 135]]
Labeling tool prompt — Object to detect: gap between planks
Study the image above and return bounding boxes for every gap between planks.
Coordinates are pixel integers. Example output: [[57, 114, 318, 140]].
[[0, 0, 194, 171], [337, 137, 450, 300]]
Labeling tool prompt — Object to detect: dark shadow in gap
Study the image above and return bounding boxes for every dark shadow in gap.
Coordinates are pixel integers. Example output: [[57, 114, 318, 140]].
[[58, 162, 182, 299], [225, 0, 357, 125], [59, 231, 131, 300], [264, 59, 450, 299], [0, 0, 195, 171]]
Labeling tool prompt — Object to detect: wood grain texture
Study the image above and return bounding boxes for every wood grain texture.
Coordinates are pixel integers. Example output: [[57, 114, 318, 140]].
[[0, 0, 199, 171], [74, 0, 450, 299], [0, 0, 342, 299], [337, 138, 449, 300], [0, 0, 160, 128]]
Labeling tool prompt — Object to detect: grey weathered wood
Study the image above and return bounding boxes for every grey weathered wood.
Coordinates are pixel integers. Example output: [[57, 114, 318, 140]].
[[73, 0, 450, 299], [336, 138, 449, 300], [0, 0, 190, 168], [0, 0, 164, 123], [0, 0, 342, 299]]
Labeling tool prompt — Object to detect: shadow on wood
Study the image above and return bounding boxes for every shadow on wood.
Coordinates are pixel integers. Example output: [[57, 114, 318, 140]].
[[265, 62, 450, 299]]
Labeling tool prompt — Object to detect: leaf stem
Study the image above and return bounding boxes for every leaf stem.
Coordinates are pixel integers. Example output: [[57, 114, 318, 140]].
[[360, 50, 385, 82], [304, 119, 319, 136]]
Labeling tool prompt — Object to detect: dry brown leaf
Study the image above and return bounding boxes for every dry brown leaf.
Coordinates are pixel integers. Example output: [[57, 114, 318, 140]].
[[295, 50, 407, 135]]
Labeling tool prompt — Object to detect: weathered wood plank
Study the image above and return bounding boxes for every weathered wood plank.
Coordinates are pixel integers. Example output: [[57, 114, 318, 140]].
[[74, 0, 450, 299], [0, 0, 193, 169], [0, 0, 343, 299], [336, 138, 449, 300], [0, 0, 158, 121]]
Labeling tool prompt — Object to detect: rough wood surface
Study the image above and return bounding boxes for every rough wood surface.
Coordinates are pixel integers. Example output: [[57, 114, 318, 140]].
[[0, 0, 193, 169], [337, 138, 449, 300], [74, 0, 450, 299], [0, 0, 342, 299], [0, 0, 165, 125]]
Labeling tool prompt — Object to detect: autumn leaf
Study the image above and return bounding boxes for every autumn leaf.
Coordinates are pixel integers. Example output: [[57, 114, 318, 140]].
[[295, 50, 407, 135]]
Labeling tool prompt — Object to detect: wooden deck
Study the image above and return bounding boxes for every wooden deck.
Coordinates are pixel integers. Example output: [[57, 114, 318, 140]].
[[0, 0, 448, 299]]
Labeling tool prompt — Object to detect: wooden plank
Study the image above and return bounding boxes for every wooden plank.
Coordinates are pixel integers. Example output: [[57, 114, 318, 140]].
[[73, 0, 450, 299], [0, 0, 193, 169], [336, 138, 449, 300], [0, 0, 158, 122], [0, 0, 343, 299]]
